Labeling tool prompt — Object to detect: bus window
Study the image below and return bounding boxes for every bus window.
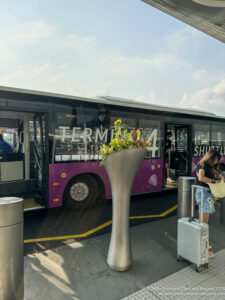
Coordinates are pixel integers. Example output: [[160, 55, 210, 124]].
[[211, 125, 225, 154], [53, 104, 108, 162], [138, 117, 161, 158], [0, 128, 17, 151], [110, 110, 137, 142], [165, 124, 191, 186], [193, 124, 210, 157], [110, 111, 136, 127]]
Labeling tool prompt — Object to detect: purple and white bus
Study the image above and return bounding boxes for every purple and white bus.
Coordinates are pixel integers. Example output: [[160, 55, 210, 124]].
[[0, 86, 225, 210]]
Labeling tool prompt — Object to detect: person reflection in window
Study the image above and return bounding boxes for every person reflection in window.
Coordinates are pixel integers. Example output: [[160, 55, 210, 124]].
[[98, 112, 107, 127], [165, 131, 174, 183], [0, 134, 13, 153]]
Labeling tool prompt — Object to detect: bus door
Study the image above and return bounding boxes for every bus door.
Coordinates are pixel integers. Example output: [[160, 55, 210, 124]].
[[33, 112, 48, 206], [165, 124, 191, 185]]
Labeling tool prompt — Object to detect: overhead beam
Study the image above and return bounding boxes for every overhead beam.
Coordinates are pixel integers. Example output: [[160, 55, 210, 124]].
[[141, 0, 225, 43]]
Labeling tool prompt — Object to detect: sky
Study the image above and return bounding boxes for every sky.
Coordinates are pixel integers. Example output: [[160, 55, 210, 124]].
[[0, 0, 224, 115]]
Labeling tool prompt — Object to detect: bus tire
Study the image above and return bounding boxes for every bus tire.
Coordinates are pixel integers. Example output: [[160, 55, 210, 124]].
[[92, 174, 106, 207], [63, 174, 98, 209]]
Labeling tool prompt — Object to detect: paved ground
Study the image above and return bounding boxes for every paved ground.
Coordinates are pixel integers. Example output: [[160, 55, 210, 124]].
[[123, 249, 225, 300], [24, 190, 177, 255], [24, 203, 225, 300], [24, 216, 184, 300]]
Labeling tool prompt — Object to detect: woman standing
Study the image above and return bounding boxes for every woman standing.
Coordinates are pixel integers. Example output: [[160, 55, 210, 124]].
[[196, 150, 221, 258]]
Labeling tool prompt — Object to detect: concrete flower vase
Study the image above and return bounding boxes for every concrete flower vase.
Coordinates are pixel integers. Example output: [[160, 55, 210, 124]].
[[103, 147, 146, 271]]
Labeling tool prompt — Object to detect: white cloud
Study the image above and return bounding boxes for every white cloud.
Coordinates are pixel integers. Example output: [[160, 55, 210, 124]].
[[0, 21, 55, 45], [87, 81, 114, 97], [163, 25, 203, 57], [100, 54, 190, 76], [0, 49, 190, 104], [192, 69, 209, 80], [134, 90, 156, 103], [0, 18, 223, 113], [0, 43, 16, 62], [0, 21, 56, 64], [1, 63, 71, 94], [0, 20, 97, 64], [178, 79, 225, 115], [213, 79, 225, 95], [192, 69, 225, 83], [150, 55, 190, 70], [64, 34, 97, 54]]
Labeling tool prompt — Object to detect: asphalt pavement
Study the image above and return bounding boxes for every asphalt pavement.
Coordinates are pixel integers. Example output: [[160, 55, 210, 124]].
[[24, 190, 177, 255], [24, 205, 225, 300], [23, 190, 225, 299]]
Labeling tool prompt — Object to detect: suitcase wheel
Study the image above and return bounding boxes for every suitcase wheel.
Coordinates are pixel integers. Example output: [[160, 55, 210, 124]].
[[195, 266, 200, 272], [204, 263, 209, 269]]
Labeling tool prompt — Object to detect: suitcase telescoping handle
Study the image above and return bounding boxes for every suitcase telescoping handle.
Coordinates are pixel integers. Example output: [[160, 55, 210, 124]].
[[190, 185, 204, 223]]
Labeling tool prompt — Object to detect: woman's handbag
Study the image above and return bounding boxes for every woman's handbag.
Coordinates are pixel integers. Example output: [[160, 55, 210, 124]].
[[208, 181, 225, 198]]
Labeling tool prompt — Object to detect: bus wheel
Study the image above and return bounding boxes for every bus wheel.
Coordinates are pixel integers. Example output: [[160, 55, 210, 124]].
[[63, 174, 98, 209]]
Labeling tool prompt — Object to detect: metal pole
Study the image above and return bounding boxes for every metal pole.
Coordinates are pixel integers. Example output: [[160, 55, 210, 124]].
[[220, 197, 225, 225], [178, 177, 196, 218], [24, 115, 30, 180], [0, 197, 24, 300]]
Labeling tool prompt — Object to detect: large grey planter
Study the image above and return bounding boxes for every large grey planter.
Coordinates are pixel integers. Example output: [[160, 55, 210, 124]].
[[103, 147, 146, 271]]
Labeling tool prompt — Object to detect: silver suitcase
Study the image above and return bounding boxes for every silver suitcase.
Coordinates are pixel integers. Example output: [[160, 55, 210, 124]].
[[177, 185, 209, 272]]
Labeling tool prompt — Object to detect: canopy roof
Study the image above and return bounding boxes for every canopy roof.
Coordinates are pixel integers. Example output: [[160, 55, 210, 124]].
[[141, 0, 225, 43]]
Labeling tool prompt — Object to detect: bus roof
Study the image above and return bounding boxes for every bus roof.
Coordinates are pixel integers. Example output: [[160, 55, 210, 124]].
[[0, 85, 224, 120], [97, 95, 219, 118]]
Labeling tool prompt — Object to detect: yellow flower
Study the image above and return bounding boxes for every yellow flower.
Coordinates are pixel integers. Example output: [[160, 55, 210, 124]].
[[114, 119, 122, 125]]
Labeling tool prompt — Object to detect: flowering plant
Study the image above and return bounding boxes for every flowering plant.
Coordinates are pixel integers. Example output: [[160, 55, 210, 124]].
[[99, 119, 151, 166]]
